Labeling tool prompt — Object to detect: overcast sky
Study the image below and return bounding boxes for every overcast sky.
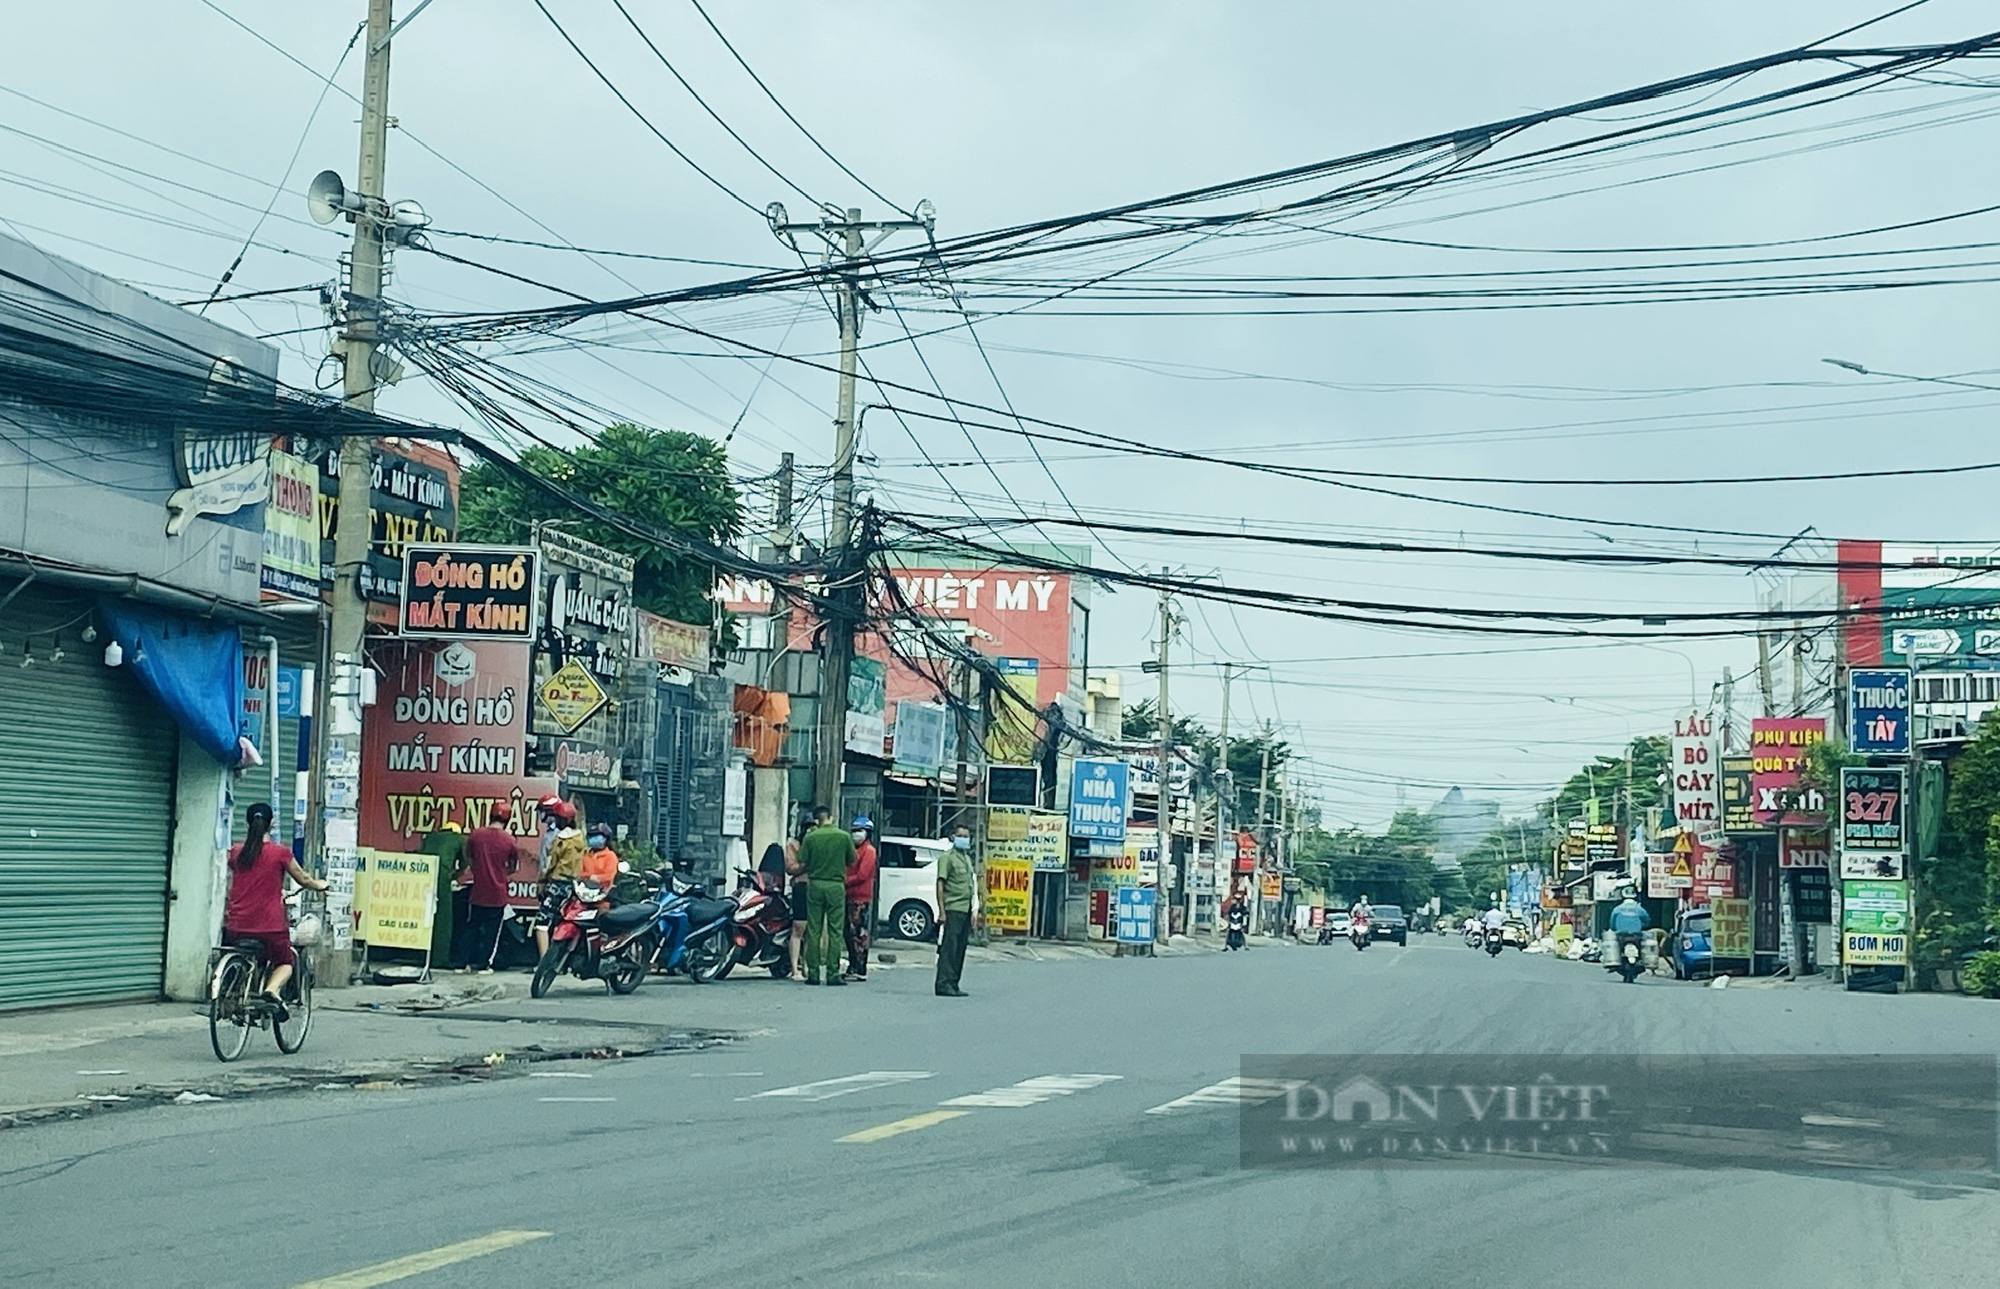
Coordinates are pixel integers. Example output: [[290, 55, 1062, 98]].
[[7, 1, 1999, 827]]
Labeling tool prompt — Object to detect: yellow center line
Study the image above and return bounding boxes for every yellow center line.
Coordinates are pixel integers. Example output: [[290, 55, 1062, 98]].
[[838, 1109, 972, 1143], [290, 1230, 550, 1289]]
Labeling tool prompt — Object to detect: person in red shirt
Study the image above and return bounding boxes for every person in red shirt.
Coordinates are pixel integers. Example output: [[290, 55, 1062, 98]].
[[457, 803, 521, 973], [223, 802, 327, 1017], [843, 816, 879, 982]]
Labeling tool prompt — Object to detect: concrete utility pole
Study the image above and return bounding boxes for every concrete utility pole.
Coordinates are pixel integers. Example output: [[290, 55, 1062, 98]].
[[1155, 588, 1175, 943], [318, 0, 397, 987], [1720, 666, 1736, 752], [765, 204, 933, 819]]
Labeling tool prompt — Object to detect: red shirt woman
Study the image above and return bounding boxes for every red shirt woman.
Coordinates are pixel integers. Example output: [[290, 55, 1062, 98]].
[[223, 802, 327, 1012]]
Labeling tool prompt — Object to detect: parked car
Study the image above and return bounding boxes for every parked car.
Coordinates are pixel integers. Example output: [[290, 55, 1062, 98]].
[[1367, 904, 1408, 945], [1325, 911, 1352, 937], [1500, 918, 1530, 948], [1668, 909, 1714, 980], [874, 835, 955, 942]]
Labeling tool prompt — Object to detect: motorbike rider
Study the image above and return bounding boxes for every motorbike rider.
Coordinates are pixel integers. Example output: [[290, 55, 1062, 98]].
[[1349, 894, 1372, 922], [535, 800, 585, 959], [1609, 890, 1651, 957], [1223, 896, 1249, 951]]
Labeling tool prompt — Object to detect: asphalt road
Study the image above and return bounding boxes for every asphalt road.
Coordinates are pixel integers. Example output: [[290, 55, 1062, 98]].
[[8, 936, 2000, 1288]]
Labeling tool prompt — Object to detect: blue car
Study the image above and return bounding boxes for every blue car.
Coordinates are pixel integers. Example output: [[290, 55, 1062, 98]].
[[1668, 909, 1714, 980]]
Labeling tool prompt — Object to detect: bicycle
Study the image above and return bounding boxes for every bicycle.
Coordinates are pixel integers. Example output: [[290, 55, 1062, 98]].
[[207, 940, 314, 1061], [208, 894, 322, 1061]]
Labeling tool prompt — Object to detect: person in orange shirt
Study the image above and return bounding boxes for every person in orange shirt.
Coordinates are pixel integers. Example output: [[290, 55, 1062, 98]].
[[579, 823, 620, 891]]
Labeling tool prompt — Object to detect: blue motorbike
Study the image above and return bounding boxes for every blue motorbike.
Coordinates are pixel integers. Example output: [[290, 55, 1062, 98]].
[[638, 868, 740, 985]]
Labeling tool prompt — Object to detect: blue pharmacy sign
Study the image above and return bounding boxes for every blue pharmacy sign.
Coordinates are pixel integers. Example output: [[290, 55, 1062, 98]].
[[1069, 757, 1130, 841], [1116, 886, 1156, 944], [1849, 668, 1912, 756]]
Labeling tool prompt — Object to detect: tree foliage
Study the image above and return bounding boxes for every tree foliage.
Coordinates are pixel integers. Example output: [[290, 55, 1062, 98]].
[[457, 422, 742, 627], [1297, 810, 1438, 911]]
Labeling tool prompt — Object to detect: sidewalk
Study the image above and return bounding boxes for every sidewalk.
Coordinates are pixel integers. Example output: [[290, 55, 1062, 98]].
[[0, 978, 724, 1129]]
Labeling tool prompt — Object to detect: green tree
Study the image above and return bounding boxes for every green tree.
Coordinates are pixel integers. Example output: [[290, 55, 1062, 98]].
[[1924, 720, 2000, 969], [1303, 810, 1438, 910], [457, 422, 742, 626]]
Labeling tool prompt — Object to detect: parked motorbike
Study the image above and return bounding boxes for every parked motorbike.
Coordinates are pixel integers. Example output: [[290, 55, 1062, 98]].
[[639, 870, 740, 984], [1613, 931, 1645, 983], [1483, 925, 1505, 957], [1349, 914, 1370, 950], [721, 869, 795, 978], [530, 876, 652, 999]]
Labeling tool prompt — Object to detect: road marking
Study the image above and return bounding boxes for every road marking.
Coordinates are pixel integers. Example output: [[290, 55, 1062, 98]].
[[528, 1071, 592, 1079], [290, 1230, 549, 1289], [537, 1096, 615, 1103], [1144, 1077, 1306, 1116], [941, 1074, 1122, 1108], [838, 1110, 972, 1143], [690, 1070, 765, 1078], [747, 1070, 934, 1102]]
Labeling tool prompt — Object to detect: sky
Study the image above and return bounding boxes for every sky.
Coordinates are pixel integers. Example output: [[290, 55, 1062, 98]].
[[6, 0, 2000, 829]]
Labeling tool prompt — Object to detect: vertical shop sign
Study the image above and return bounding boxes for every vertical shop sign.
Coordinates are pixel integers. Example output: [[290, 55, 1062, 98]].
[[1671, 711, 1721, 839]]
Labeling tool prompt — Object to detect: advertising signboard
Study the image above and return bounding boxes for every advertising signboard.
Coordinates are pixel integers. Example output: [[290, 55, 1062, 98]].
[[633, 609, 710, 671], [1647, 847, 1693, 898], [1710, 897, 1752, 959], [1792, 868, 1832, 924], [359, 851, 437, 951], [319, 442, 457, 610], [1836, 541, 2000, 670], [1688, 841, 1735, 904], [845, 655, 888, 757], [1116, 886, 1156, 944], [1779, 829, 1830, 869], [986, 764, 1040, 808], [1068, 757, 1129, 840], [1842, 879, 1910, 965], [398, 544, 538, 639], [260, 449, 320, 600], [1749, 717, 1827, 825], [361, 641, 554, 908], [1671, 712, 1721, 838], [1719, 755, 1766, 834], [1849, 667, 1913, 755], [986, 809, 1068, 871], [984, 859, 1033, 933], [986, 657, 1040, 764], [1839, 766, 1907, 879], [891, 700, 947, 776]]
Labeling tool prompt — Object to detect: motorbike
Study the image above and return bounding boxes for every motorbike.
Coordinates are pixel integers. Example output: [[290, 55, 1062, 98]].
[[1349, 914, 1370, 950], [1463, 925, 1484, 949], [1613, 931, 1645, 983], [530, 876, 653, 999], [642, 872, 740, 984], [720, 869, 795, 979], [1483, 925, 1505, 957]]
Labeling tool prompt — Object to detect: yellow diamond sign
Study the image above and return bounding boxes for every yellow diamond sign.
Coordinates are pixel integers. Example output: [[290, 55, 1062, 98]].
[[539, 661, 607, 734]]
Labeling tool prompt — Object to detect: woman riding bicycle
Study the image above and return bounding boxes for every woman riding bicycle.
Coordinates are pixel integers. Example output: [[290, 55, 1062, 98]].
[[224, 802, 327, 1019]]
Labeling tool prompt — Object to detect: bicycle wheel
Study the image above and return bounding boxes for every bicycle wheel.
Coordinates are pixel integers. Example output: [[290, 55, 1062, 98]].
[[274, 951, 314, 1053], [209, 953, 255, 1062]]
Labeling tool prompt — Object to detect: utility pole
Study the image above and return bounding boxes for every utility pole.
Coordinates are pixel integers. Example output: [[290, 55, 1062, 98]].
[[1720, 666, 1736, 752], [766, 203, 933, 820], [318, 0, 397, 987], [1155, 588, 1175, 944], [1256, 731, 1272, 936]]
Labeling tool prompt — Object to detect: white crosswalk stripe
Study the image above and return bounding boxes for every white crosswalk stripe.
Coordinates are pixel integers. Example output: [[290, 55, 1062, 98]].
[[748, 1071, 934, 1102], [1143, 1077, 1306, 1116], [940, 1074, 1123, 1108]]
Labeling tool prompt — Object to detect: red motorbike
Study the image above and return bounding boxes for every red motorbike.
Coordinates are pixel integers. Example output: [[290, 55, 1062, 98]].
[[720, 869, 795, 979], [530, 876, 653, 998]]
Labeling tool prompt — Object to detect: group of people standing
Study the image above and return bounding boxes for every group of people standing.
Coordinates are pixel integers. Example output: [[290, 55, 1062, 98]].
[[762, 809, 977, 997]]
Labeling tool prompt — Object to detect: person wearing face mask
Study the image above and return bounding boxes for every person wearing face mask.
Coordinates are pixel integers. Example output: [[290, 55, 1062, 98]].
[[933, 824, 979, 998], [579, 822, 619, 891], [843, 817, 878, 982]]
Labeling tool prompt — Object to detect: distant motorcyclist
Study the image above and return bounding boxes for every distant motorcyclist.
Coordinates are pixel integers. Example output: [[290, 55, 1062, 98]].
[[1608, 893, 1651, 936], [1349, 895, 1372, 922], [1481, 904, 1506, 931], [1224, 898, 1249, 951]]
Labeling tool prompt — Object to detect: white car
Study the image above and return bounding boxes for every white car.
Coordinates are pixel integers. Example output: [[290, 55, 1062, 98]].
[[874, 835, 956, 941]]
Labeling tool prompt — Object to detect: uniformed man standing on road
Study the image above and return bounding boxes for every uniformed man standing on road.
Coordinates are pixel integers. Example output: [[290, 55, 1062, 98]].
[[796, 805, 856, 986], [934, 824, 980, 997]]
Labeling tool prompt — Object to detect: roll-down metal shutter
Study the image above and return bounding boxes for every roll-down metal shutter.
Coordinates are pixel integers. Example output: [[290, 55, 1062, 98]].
[[0, 584, 178, 1009]]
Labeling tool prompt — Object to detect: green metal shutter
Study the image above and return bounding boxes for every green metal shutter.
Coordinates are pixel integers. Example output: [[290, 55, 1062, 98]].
[[0, 584, 178, 1009]]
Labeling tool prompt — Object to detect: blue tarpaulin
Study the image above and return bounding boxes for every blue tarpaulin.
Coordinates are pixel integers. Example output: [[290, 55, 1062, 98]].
[[97, 600, 245, 764]]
